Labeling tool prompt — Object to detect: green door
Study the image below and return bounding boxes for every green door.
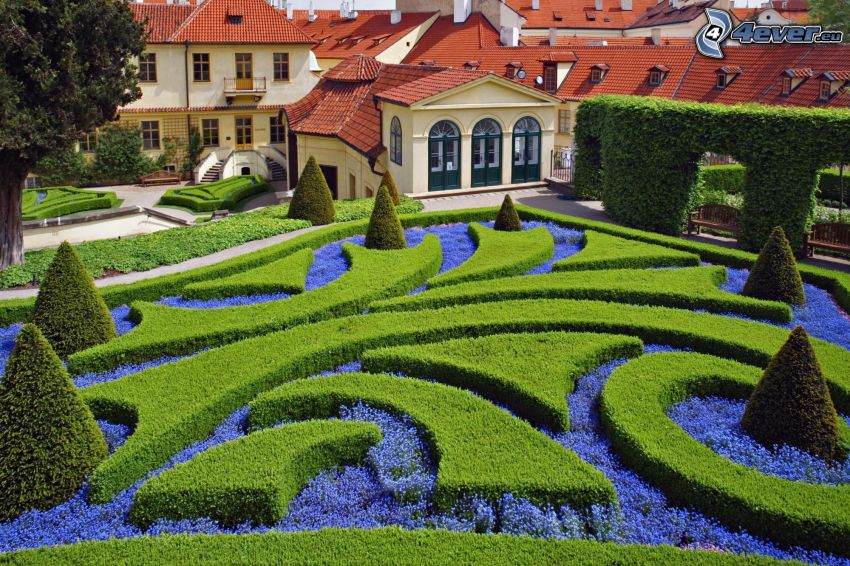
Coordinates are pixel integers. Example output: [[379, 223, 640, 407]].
[[512, 117, 541, 183], [428, 121, 461, 191], [472, 119, 502, 187]]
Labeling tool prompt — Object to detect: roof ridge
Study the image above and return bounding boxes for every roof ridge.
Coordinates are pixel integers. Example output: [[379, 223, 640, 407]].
[[167, 0, 207, 42]]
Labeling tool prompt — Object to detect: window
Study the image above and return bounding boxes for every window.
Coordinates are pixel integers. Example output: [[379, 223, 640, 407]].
[[201, 119, 219, 147], [558, 109, 571, 134], [227, 14, 243, 24], [390, 117, 402, 165], [820, 80, 832, 101], [138, 53, 157, 82], [193, 53, 210, 82], [78, 132, 97, 153], [543, 64, 557, 93], [274, 53, 290, 81], [649, 71, 663, 86], [140, 121, 160, 150], [781, 76, 792, 95], [590, 68, 603, 83], [270, 116, 285, 144], [716, 74, 727, 89], [235, 53, 253, 79]]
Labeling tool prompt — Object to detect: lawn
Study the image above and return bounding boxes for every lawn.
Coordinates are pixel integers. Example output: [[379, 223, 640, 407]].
[[1, 205, 849, 564]]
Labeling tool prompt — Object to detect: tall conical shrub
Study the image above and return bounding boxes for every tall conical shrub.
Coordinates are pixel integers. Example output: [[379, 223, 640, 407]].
[[32, 241, 116, 358], [494, 194, 521, 231], [379, 170, 401, 206], [365, 185, 406, 250], [741, 326, 839, 461], [0, 325, 108, 521], [741, 226, 805, 304], [287, 156, 336, 225]]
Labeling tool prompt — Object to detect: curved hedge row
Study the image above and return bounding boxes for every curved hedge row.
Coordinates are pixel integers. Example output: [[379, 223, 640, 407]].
[[159, 176, 269, 213], [22, 187, 121, 220], [600, 352, 850, 555], [249, 372, 616, 511], [427, 223, 554, 288], [181, 248, 314, 300], [360, 332, 643, 431], [370, 266, 792, 323], [553, 231, 699, 272], [130, 421, 381, 528]]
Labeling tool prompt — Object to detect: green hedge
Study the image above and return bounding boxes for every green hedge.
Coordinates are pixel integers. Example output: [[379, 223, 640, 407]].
[[0, 528, 788, 564], [818, 169, 849, 205], [360, 332, 643, 431], [68, 236, 442, 374], [130, 421, 381, 528], [553, 230, 700, 272], [574, 95, 850, 252], [159, 175, 270, 213], [182, 248, 314, 300], [250, 372, 615, 511], [427, 223, 554, 288], [79, 298, 850, 503], [370, 266, 792, 323], [600, 352, 850, 555], [698, 165, 747, 195], [21, 187, 120, 220]]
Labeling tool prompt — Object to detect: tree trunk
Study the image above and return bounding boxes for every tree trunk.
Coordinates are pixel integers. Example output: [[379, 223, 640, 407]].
[[0, 163, 27, 270]]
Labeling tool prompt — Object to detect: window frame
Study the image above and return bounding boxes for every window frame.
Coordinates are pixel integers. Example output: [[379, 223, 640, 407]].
[[819, 80, 832, 101], [649, 71, 663, 87], [716, 73, 727, 89], [201, 118, 220, 147], [78, 132, 97, 153], [390, 116, 402, 166], [590, 68, 603, 84], [138, 52, 157, 83], [273, 52, 290, 82], [543, 64, 557, 93], [558, 109, 571, 134], [140, 120, 161, 151], [269, 116, 286, 144], [193, 53, 211, 82]]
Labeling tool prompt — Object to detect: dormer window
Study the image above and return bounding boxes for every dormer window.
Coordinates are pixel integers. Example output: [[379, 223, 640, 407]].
[[648, 64, 669, 87], [818, 71, 850, 102], [590, 63, 609, 84], [506, 62, 523, 79], [227, 14, 243, 24], [781, 76, 792, 95], [716, 73, 727, 89], [781, 68, 812, 96], [715, 66, 742, 90], [820, 80, 832, 101], [543, 64, 557, 93]]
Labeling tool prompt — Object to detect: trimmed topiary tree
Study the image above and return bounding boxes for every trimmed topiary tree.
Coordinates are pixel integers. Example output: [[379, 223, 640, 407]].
[[494, 194, 521, 232], [32, 241, 116, 359], [741, 326, 839, 461], [741, 226, 806, 305], [380, 171, 401, 206], [365, 185, 406, 250], [287, 156, 336, 225], [0, 324, 108, 521]]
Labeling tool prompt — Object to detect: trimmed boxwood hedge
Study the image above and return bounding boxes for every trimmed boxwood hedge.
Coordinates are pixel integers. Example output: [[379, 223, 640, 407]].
[[22, 187, 121, 220], [698, 165, 747, 195], [553, 230, 700, 272], [159, 175, 270, 213], [427, 223, 554, 288], [600, 352, 850, 555], [130, 421, 381, 528], [250, 372, 616, 511]]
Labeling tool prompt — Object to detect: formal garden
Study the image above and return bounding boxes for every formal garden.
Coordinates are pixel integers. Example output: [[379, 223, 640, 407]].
[[0, 149, 849, 563]]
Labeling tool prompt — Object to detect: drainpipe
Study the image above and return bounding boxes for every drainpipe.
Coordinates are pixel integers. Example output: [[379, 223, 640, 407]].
[[184, 41, 192, 180]]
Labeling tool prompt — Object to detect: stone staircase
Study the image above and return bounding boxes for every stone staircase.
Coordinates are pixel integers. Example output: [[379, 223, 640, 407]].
[[201, 160, 224, 183], [265, 157, 287, 182]]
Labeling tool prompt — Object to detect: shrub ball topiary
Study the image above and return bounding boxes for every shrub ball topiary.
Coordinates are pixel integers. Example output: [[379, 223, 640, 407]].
[[32, 241, 117, 358], [365, 185, 406, 250], [287, 156, 336, 225], [494, 194, 521, 232], [0, 324, 108, 521], [741, 226, 805, 305], [380, 170, 401, 206], [741, 326, 839, 461]]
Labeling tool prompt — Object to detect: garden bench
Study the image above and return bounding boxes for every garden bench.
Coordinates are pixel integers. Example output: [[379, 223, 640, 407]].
[[806, 223, 850, 256], [687, 204, 740, 236], [211, 209, 230, 220], [140, 170, 181, 187]]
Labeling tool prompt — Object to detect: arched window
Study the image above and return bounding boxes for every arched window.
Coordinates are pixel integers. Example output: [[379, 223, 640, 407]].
[[428, 120, 461, 191], [390, 117, 402, 165], [472, 119, 502, 187], [512, 116, 541, 183]]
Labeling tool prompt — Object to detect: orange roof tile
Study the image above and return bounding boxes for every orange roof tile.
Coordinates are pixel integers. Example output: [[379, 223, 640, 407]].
[[506, 0, 660, 29], [522, 35, 693, 46], [129, 4, 195, 43], [323, 54, 383, 81], [627, 0, 715, 28], [376, 68, 492, 106], [404, 13, 501, 65]]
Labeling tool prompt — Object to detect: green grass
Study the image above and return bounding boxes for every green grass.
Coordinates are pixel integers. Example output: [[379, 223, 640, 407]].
[[130, 421, 381, 528], [250, 372, 616, 510], [22, 187, 121, 221], [0, 528, 790, 565], [553, 230, 700, 272], [182, 248, 314, 300], [361, 332, 643, 431], [427, 223, 554, 288], [158, 176, 270, 213], [601, 352, 850, 555], [370, 266, 792, 323]]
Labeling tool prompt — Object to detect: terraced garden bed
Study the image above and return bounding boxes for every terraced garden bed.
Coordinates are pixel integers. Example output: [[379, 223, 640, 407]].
[[158, 176, 269, 213], [22, 187, 121, 220]]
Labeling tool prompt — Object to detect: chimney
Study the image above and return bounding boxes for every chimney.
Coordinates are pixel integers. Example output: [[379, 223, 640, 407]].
[[532, 0, 540, 9], [500, 26, 519, 47], [454, 0, 471, 23], [391, 9, 402, 24], [308, 1, 317, 21], [621, 0, 632, 9], [595, 0, 603, 10], [340, 0, 348, 17], [651, 27, 662, 44], [549, 27, 558, 46]]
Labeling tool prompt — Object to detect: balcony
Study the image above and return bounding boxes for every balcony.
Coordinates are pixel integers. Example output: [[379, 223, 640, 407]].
[[223, 77, 267, 94]]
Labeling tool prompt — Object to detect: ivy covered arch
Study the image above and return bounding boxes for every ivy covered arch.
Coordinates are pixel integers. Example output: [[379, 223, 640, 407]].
[[574, 95, 850, 253]]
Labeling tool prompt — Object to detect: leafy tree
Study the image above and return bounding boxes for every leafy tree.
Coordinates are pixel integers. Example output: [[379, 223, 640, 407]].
[[741, 226, 806, 305], [33, 145, 91, 187], [183, 126, 204, 177], [89, 125, 158, 186], [0, 0, 146, 269], [365, 186, 406, 250], [379, 171, 401, 206], [288, 156, 336, 225], [809, 0, 850, 42], [0, 324, 107, 521], [494, 194, 522, 231]]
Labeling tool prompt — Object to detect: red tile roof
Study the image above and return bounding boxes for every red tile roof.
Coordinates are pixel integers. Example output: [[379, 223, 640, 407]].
[[119, 104, 285, 113], [132, 0, 314, 44], [376, 68, 492, 105], [523, 35, 693, 46], [506, 0, 660, 29], [404, 14, 501, 64], [293, 10, 437, 58], [627, 0, 715, 28], [323, 54, 383, 81]]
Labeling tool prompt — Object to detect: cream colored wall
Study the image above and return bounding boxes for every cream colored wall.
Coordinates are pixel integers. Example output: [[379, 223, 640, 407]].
[[294, 135, 383, 199], [395, 0, 454, 17], [554, 101, 578, 149], [316, 58, 345, 73], [24, 211, 183, 251], [375, 13, 441, 64]]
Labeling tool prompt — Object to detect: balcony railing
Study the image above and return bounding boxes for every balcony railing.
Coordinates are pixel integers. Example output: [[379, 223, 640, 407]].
[[223, 77, 267, 93]]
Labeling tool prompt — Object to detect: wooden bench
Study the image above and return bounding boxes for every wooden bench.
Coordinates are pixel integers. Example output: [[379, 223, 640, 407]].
[[687, 204, 740, 236], [140, 170, 181, 187], [806, 223, 850, 256]]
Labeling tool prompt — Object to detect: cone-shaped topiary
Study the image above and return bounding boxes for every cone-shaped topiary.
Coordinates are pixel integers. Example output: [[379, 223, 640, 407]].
[[365, 185, 406, 250], [741, 226, 805, 305], [287, 156, 336, 225], [741, 326, 839, 461], [32, 241, 116, 359], [379, 170, 401, 206], [494, 194, 521, 232], [0, 324, 108, 521]]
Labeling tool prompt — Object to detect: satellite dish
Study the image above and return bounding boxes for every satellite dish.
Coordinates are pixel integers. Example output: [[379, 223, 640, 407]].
[[517, 69, 527, 79], [535, 75, 543, 86]]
